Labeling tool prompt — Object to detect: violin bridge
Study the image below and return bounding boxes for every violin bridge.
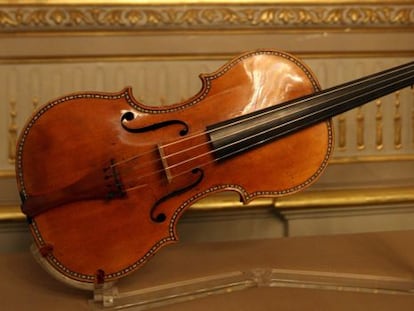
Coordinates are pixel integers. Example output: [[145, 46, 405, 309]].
[[157, 144, 173, 183]]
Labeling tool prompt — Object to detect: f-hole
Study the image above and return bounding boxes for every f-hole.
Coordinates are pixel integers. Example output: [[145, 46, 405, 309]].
[[150, 168, 204, 223], [121, 111, 189, 136]]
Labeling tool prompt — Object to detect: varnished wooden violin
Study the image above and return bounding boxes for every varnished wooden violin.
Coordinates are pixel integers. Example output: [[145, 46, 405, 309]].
[[16, 49, 413, 285]]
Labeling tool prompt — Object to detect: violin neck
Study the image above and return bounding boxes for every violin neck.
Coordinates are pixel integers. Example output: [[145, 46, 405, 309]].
[[208, 61, 414, 161]]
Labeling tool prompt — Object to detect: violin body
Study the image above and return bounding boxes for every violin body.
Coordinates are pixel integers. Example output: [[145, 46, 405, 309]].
[[16, 50, 332, 284]]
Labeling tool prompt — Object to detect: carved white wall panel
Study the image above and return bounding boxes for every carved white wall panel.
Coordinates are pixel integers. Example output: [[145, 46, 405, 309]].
[[305, 58, 414, 159], [1, 56, 413, 174]]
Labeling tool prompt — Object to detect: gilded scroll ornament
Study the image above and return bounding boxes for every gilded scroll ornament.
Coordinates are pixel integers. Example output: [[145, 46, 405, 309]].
[[356, 107, 365, 150], [337, 114, 346, 151], [394, 91, 402, 150], [375, 99, 383, 151], [0, 4, 413, 32], [8, 100, 17, 164]]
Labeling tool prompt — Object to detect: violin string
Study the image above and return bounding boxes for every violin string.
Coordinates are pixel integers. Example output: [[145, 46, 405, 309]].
[[161, 62, 414, 150], [125, 74, 414, 194], [112, 61, 413, 175], [163, 73, 414, 174], [116, 63, 414, 186], [121, 69, 414, 193]]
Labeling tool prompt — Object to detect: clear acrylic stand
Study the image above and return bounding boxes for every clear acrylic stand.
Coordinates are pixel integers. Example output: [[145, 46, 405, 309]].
[[30, 243, 414, 310], [88, 267, 414, 310]]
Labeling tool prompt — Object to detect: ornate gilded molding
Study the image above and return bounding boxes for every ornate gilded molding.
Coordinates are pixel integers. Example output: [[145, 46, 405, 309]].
[[337, 114, 346, 150], [356, 107, 365, 150], [2, 186, 414, 223], [8, 100, 17, 164], [394, 91, 402, 149], [375, 99, 383, 150], [0, 2, 413, 33], [274, 186, 414, 209]]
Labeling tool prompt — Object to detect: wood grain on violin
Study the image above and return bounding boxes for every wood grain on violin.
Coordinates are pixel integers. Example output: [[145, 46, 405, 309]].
[[16, 49, 414, 284]]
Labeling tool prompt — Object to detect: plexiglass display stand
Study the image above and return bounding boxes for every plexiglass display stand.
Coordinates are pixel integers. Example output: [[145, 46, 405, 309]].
[[87, 268, 414, 310], [31, 244, 414, 310]]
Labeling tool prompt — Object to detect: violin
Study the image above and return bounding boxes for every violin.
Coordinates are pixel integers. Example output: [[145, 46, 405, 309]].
[[16, 49, 414, 285]]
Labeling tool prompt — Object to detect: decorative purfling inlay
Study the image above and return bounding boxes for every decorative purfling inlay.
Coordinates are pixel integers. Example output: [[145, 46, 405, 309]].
[[0, 4, 413, 32]]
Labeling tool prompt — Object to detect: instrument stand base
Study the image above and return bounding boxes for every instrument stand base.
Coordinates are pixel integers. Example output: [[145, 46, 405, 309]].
[[87, 267, 414, 310], [92, 282, 119, 308], [30, 242, 414, 310]]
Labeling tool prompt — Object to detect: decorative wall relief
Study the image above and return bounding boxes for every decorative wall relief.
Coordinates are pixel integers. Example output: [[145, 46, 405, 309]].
[[356, 107, 365, 151], [394, 91, 402, 150], [1, 57, 413, 174], [337, 114, 347, 151], [8, 100, 17, 164], [0, 3, 413, 33], [375, 99, 383, 151], [309, 59, 414, 159]]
